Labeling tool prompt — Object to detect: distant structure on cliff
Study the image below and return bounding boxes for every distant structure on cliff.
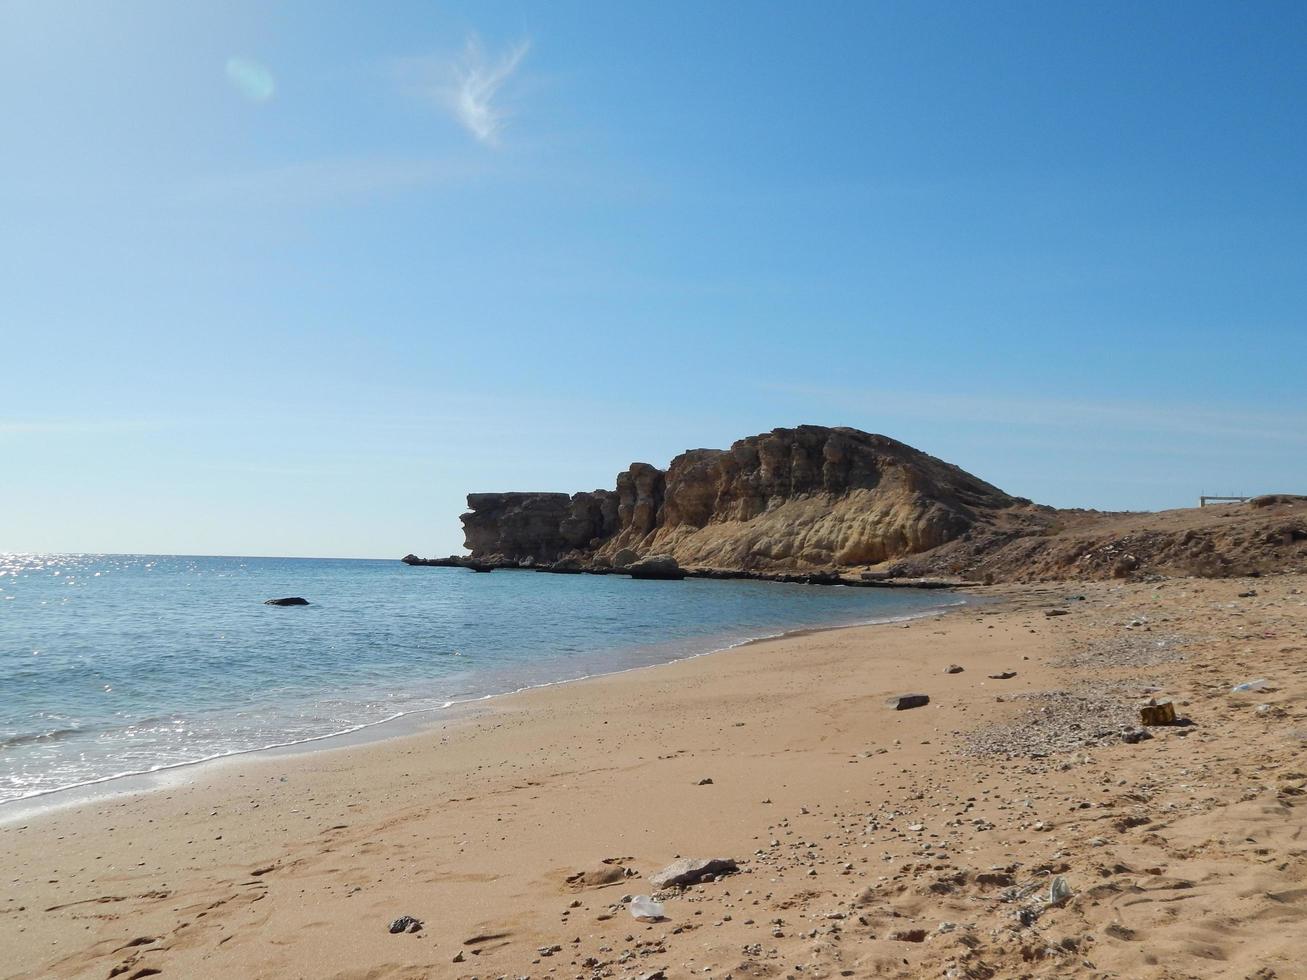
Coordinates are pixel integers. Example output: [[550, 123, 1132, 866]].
[[1199, 495, 1250, 506]]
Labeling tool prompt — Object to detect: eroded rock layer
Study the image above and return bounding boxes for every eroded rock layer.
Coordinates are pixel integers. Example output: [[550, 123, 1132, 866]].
[[459, 426, 1022, 570]]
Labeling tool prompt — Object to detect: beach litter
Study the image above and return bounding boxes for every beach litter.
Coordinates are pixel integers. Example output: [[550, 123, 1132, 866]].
[[1048, 876, 1073, 906], [629, 896, 665, 921], [1139, 700, 1176, 726], [387, 915, 422, 934], [1231, 678, 1269, 693]]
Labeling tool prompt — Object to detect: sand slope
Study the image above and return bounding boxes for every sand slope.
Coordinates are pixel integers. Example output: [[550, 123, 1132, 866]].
[[3, 576, 1306, 978]]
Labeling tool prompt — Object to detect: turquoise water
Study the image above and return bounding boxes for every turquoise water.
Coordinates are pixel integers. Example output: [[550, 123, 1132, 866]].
[[0, 554, 963, 804]]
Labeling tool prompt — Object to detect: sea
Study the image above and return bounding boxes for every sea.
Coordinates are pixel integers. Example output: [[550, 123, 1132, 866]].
[[0, 553, 966, 806]]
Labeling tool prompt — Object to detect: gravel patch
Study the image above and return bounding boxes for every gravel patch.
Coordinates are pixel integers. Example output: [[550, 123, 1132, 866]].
[[1052, 630, 1192, 669], [959, 682, 1160, 759]]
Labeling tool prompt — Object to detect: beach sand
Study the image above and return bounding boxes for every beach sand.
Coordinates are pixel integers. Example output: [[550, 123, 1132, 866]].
[[3, 576, 1306, 979]]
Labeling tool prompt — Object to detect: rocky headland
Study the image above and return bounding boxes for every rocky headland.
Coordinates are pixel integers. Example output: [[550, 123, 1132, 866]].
[[404, 425, 1307, 584]]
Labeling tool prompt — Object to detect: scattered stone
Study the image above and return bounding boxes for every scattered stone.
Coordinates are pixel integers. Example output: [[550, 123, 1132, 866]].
[[697, 777, 714, 785], [988, 671, 1017, 680], [1044, 608, 1070, 617], [887, 694, 930, 710], [648, 857, 738, 889], [889, 928, 928, 942], [388, 915, 422, 934], [945, 664, 964, 674]]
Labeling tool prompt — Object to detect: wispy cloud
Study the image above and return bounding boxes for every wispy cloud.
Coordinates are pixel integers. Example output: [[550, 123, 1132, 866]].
[[403, 36, 530, 146]]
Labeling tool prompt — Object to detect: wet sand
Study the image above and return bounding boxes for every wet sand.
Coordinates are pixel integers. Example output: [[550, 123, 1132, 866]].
[[3, 576, 1306, 979]]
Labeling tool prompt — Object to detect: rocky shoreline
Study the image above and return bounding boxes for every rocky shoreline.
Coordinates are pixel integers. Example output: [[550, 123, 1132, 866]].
[[399, 553, 969, 590]]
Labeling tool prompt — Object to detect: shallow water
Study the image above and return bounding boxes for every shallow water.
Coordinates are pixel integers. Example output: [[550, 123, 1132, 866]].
[[0, 554, 963, 804]]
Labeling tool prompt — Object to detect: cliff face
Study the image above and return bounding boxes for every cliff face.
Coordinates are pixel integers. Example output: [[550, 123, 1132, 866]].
[[460, 426, 1023, 570]]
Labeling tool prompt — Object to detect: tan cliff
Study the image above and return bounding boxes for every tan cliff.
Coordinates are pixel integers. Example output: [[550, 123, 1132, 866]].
[[456, 425, 1031, 570]]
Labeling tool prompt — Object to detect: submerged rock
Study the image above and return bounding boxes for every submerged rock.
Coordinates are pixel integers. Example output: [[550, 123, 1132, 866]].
[[627, 555, 685, 580], [264, 597, 309, 606]]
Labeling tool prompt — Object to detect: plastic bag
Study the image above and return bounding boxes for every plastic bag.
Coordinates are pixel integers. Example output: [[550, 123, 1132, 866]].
[[629, 895, 665, 921]]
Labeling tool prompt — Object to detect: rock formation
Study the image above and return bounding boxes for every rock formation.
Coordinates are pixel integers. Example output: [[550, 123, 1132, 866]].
[[407, 425, 1307, 583], [456, 426, 1023, 571]]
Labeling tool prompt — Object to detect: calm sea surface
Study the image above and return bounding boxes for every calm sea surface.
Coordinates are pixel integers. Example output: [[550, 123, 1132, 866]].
[[0, 554, 964, 805]]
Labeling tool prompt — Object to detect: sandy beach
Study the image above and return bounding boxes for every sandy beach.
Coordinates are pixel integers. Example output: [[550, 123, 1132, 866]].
[[4, 575, 1305, 979]]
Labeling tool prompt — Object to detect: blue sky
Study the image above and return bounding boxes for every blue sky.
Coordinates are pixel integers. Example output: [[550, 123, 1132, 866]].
[[2, 1, 1305, 558]]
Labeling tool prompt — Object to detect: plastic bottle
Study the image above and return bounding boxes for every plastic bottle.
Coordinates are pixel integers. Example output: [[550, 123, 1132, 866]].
[[1231, 679, 1269, 693]]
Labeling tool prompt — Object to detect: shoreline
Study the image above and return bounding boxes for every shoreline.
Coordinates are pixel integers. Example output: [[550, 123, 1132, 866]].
[[6, 573, 1303, 980], [0, 591, 975, 823]]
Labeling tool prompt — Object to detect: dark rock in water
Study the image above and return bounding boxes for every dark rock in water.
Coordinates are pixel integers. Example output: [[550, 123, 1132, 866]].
[[648, 857, 738, 889], [627, 554, 685, 580], [264, 597, 309, 606], [544, 557, 586, 574], [388, 915, 423, 934], [887, 693, 930, 710], [400, 554, 475, 568]]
